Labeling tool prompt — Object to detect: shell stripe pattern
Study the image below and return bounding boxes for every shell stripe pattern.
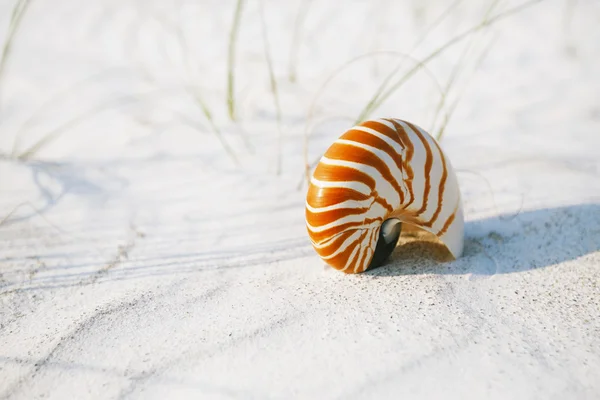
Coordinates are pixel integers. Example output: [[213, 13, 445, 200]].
[[306, 118, 464, 273]]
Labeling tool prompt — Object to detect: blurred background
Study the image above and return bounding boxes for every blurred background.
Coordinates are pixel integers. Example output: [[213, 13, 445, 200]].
[[0, 0, 597, 173]]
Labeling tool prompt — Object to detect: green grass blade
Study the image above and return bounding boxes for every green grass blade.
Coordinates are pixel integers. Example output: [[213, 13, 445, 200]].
[[11, 67, 128, 156], [0, 0, 33, 109], [435, 37, 496, 141], [355, 0, 545, 124], [303, 50, 445, 183], [227, 0, 244, 121], [16, 88, 239, 165], [357, 0, 462, 124]]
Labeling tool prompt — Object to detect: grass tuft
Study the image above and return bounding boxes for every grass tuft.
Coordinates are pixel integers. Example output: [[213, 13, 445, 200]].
[[430, 1, 500, 140], [360, 0, 463, 126], [11, 68, 127, 157], [152, 6, 244, 162], [354, 0, 545, 124], [303, 50, 447, 185], [185, 87, 240, 165], [14, 87, 239, 165]]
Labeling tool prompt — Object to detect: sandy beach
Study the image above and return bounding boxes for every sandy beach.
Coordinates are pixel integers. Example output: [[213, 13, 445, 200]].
[[1, 0, 599, 398]]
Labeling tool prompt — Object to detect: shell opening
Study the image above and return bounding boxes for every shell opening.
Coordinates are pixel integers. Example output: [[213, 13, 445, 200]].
[[381, 218, 402, 244], [368, 219, 402, 270]]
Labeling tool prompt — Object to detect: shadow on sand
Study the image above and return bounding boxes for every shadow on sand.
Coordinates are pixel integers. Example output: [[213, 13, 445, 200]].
[[366, 203, 600, 278]]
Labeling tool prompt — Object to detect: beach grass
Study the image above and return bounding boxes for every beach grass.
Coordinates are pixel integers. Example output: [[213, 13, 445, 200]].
[[227, 0, 245, 121], [300, 0, 545, 187], [302, 50, 447, 184], [13, 85, 239, 165], [0, 0, 32, 109], [1, 0, 545, 173], [353, 0, 544, 125]]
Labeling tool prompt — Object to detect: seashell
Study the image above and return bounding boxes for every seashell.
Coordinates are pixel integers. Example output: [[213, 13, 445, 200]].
[[305, 118, 464, 274]]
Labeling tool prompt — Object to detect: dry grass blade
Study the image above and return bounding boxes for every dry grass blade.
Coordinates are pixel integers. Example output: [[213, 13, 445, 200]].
[[435, 36, 496, 141], [143, 6, 247, 159], [259, 0, 284, 175], [11, 67, 128, 157], [453, 168, 524, 221], [0, 202, 26, 227], [0, 0, 32, 108], [185, 88, 239, 165], [16, 88, 239, 164], [16, 91, 163, 161], [430, 0, 500, 140], [428, 38, 473, 137], [0, 201, 65, 233], [227, 0, 245, 121], [355, 0, 545, 124]]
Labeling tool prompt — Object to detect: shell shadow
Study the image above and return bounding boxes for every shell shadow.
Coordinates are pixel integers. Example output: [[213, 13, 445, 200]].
[[366, 203, 600, 277]]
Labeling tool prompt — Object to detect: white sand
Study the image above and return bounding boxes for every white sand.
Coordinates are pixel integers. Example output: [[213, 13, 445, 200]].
[[1, 0, 599, 398]]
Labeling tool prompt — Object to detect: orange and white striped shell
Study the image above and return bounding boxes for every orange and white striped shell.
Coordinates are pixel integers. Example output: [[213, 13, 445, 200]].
[[305, 118, 464, 274]]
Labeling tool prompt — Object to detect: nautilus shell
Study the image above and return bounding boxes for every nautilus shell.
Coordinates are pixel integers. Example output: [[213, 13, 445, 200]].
[[305, 118, 464, 274]]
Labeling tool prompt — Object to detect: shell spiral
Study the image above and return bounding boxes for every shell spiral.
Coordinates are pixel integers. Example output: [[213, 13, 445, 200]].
[[305, 118, 464, 274]]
